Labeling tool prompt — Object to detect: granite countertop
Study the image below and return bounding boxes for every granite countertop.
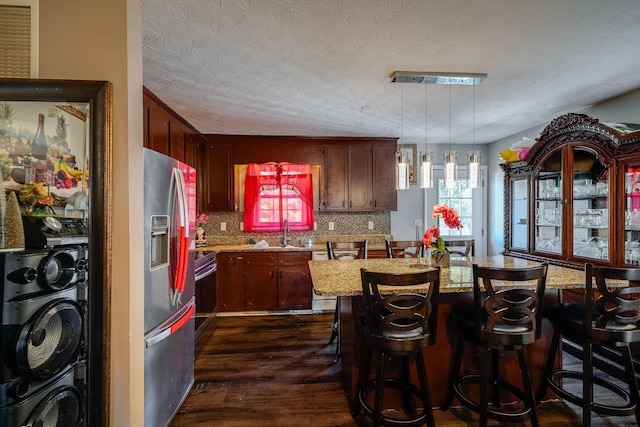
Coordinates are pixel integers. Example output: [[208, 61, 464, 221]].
[[195, 242, 387, 253], [308, 256, 612, 296]]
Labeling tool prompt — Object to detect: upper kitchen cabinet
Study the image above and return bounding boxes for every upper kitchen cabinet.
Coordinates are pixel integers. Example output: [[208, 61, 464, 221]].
[[503, 113, 640, 267], [200, 136, 397, 213], [201, 141, 233, 211], [143, 87, 199, 163], [322, 139, 397, 212]]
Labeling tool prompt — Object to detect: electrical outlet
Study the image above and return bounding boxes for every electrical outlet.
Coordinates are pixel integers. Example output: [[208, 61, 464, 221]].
[[414, 219, 422, 228], [314, 221, 317, 230], [329, 222, 335, 231], [368, 221, 374, 230], [239, 222, 244, 231], [220, 222, 227, 231]]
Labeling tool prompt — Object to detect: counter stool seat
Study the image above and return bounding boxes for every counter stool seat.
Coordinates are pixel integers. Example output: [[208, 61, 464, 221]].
[[537, 263, 640, 427], [354, 266, 441, 427], [441, 263, 548, 427]]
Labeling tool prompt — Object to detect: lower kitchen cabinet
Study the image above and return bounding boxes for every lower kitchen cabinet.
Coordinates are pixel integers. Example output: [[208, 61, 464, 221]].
[[217, 251, 312, 312], [217, 252, 246, 312], [278, 252, 312, 310]]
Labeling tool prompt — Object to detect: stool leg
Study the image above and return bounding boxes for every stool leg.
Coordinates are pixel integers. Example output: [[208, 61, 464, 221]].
[[328, 298, 341, 363], [517, 348, 539, 427], [416, 351, 435, 427], [353, 341, 371, 417], [401, 357, 414, 412], [441, 333, 465, 411], [583, 340, 593, 427], [479, 347, 491, 427], [536, 327, 561, 402], [620, 345, 640, 425], [491, 349, 500, 408], [373, 352, 386, 427]]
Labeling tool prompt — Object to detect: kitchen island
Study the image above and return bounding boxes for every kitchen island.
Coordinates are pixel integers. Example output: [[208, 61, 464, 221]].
[[309, 256, 597, 409]]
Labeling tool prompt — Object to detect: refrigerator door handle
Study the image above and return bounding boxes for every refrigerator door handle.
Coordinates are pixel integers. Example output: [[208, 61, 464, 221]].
[[171, 167, 191, 305], [145, 297, 195, 348]]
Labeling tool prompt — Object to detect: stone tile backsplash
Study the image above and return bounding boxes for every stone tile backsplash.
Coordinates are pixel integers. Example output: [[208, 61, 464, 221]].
[[200, 211, 391, 245]]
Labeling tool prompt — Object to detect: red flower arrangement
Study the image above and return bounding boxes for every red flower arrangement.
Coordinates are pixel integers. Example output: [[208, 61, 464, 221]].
[[422, 204, 463, 255], [196, 212, 210, 228]]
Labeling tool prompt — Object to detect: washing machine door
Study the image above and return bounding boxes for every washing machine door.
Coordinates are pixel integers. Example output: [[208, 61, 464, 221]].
[[12, 299, 83, 380], [22, 385, 82, 427]]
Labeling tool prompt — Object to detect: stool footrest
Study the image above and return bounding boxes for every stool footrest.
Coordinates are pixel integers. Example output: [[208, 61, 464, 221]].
[[548, 370, 638, 417], [359, 378, 428, 427], [453, 374, 533, 422]]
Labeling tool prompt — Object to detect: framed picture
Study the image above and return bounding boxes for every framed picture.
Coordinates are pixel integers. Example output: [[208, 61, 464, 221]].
[[0, 78, 112, 427], [398, 144, 417, 184]]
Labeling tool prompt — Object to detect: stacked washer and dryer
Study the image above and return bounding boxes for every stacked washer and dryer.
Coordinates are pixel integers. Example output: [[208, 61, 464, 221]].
[[0, 215, 89, 427]]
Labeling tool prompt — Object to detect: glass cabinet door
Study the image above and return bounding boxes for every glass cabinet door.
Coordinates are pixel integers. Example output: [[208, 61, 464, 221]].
[[510, 177, 529, 249], [625, 163, 640, 264], [571, 147, 609, 261], [534, 151, 563, 254]]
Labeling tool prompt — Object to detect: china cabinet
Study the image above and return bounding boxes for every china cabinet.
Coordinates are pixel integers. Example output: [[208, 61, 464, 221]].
[[503, 113, 640, 267]]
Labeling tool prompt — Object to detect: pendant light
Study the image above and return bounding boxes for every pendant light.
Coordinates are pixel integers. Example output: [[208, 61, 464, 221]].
[[420, 83, 433, 188], [396, 84, 409, 190], [468, 84, 481, 188], [444, 83, 457, 189]]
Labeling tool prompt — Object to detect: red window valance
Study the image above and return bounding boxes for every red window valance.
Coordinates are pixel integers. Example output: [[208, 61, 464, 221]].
[[244, 162, 314, 232]]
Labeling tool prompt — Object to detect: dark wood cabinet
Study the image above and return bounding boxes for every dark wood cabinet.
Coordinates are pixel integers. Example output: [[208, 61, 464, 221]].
[[322, 141, 397, 212], [216, 252, 246, 312], [201, 142, 233, 211], [348, 145, 373, 210], [372, 144, 398, 211], [323, 145, 349, 211], [143, 87, 200, 163], [144, 94, 171, 156], [217, 251, 312, 312], [503, 113, 640, 268], [244, 253, 278, 310], [198, 136, 397, 213], [277, 252, 312, 310]]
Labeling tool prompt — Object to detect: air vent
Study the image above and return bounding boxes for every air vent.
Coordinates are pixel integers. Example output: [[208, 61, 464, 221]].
[[0, 0, 38, 78]]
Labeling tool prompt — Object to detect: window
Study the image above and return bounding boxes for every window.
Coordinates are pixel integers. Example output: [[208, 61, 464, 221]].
[[425, 165, 487, 256], [437, 178, 473, 237], [244, 162, 314, 232]]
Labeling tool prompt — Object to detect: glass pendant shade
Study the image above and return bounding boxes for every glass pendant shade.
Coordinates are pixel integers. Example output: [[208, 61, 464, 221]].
[[396, 151, 409, 190], [420, 152, 433, 188], [444, 150, 457, 189], [468, 150, 481, 188]]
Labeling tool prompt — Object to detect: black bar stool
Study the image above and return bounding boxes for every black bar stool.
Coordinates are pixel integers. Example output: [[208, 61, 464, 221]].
[[537, 263, 640, 427], [441, 263, 548, 427], [443, 238, 475, 256], [385, 240, 425, 259], [353, 266, 441, 427], [326, 241, 367, 363]]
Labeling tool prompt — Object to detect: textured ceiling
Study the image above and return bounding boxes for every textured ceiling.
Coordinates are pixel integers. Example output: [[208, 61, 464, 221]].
[[142, 0, 640, 145]]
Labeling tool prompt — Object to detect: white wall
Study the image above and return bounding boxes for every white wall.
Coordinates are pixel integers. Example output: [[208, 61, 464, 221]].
[[39, 1, 144, 426], [486, 87, 640, 256]]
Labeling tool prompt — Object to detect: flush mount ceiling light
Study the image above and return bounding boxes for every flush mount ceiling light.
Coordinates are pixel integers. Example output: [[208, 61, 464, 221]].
[[390, 71, 487, 85]]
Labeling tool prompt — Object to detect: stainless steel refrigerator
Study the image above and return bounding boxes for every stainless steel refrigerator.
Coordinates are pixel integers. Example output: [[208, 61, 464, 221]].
[[143, 148, 196, 427]]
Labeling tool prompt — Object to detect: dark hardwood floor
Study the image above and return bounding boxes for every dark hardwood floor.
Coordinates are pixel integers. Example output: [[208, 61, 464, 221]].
[[170, 313, 638, 426]]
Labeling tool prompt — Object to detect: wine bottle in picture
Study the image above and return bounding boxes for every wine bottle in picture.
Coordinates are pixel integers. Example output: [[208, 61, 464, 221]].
[[31, 113, 48, 160]]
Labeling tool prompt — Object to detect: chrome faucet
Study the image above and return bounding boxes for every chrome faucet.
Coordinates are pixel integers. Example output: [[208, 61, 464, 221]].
[[282, 219, 290, 246]]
